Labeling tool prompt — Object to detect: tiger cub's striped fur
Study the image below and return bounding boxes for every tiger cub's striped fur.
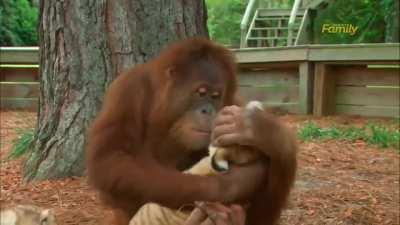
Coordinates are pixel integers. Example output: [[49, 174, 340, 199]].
[[129, 101, 264, 225], [129, 157, 212, 225], [0, 205, 56, 225]]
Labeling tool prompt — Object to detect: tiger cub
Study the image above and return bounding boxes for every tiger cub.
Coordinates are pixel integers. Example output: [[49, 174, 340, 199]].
[[0, 205, 57, 225], [129, 101, 264, 225], [208, 101, 263, 172]]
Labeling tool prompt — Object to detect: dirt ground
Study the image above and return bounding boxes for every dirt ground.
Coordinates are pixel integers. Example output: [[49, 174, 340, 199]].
[[1, 110, 399, 225]]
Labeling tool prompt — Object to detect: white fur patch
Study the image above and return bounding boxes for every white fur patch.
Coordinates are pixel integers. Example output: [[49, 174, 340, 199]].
[[40, 209, 51, 221], [208, 144, 229, 171], [245, 101, 264, 111], [1, 210, 17, 225], [208, 144, 218, 157], [215, 160, 229, 171]]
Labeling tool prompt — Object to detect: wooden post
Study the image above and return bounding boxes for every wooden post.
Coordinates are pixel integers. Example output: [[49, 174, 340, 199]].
[[295, 9, 310, 45], [240, 29, 247, 48], [313, 63, 336, 116], [299, 62, 314, 114], [257, 30, 262, 47]]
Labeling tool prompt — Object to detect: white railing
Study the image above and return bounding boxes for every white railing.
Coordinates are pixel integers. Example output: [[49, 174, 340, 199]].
[[287, 0, 302, 46], [240, 0, 258, 48]]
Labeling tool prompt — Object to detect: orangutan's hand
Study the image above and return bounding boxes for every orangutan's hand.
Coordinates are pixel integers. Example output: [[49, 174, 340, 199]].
[[184, 203, 246, 225]]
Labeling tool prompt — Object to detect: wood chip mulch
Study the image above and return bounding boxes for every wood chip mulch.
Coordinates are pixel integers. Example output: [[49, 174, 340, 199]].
[[1, 111, 399, 225]]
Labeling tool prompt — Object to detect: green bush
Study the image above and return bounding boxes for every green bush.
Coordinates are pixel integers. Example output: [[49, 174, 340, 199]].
[[313, 0, 395, 44], [0, 0, 38, 46], [298, 121, 400, 150], [366, 123, 400, 149], [8, 128, 34, 159], [206, 0, 247, 47]]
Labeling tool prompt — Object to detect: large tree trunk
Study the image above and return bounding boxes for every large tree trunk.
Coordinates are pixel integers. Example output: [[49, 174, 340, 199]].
[[24, 0, 208, 181]]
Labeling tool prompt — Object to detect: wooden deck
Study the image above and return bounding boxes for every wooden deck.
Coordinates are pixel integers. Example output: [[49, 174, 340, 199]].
[[234, 43, 399, 117], [0, 47, 39, 63], [1, 44, 399, 117], [0, 47, 39, 110], [234, 43, 399, 62]]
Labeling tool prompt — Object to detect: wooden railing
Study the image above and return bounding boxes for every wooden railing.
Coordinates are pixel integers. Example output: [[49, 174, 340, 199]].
[[234, 43, 400, 117], [1, 44, 399, 117], [240, 0, 331, 48], [287, 0, 303, 46], [0, 47, 40, 110], [240, 0, 258, 48]]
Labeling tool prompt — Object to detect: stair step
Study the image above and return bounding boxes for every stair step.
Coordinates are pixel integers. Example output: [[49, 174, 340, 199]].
[[255, 16, 303, 21], [252, 27, 300, 30], [257, 9, 291, 17], [244, 7, 307, 47], [257, 8, 306, 17], [255, 17, 289, 21], [247, 37, 292, 40], [307, 0, 329, 9]]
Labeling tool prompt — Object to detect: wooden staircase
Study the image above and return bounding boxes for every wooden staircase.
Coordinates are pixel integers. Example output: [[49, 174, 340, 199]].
[[240, 0, 330, 48], [245, 8, 305, 47]]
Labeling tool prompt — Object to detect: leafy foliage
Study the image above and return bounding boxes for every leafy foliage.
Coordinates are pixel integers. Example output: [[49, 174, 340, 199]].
[[206, 0, 247, 47], [366, 123, 400, 148], [313, 0, 396, 44], [1, 0, 397, 47], [8, 128, 34, 159], [381, 0, 399, 42], [298, 121, 400, 150], [0, 0, 38, 46]]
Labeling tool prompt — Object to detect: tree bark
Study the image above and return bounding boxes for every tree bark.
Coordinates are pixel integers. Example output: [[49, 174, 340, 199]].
[[24, 0, 208, 181]]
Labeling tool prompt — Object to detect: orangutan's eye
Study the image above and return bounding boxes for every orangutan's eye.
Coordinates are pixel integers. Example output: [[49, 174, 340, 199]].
[[211, 91, 220, 99], [197, 87, 207, 97]]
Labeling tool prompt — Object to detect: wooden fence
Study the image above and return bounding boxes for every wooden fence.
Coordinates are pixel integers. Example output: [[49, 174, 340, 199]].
[[1, 44, 399, 117], [0, 47, 39, 110], [234, 43, 399, 117]]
